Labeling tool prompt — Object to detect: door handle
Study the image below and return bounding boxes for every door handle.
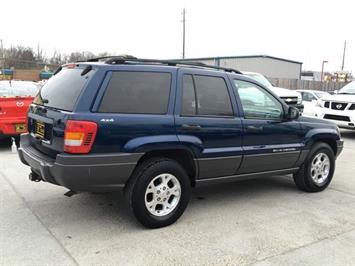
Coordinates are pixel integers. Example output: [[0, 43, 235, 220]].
[[246, 125, 263, 133], [181, 124, 201, 131]]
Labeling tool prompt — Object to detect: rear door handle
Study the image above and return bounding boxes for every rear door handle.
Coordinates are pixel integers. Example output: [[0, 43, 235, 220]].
[[181, 124, 201, 131], [246, 125, 263, 133]]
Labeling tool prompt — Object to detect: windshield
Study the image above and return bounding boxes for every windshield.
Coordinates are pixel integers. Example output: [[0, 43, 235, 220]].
[[338, 81, 355, 94], [244, 73, 273, 88], [33, 68, 93, 111], [315, 91, 330, 98], [0, 81, 39, 97]]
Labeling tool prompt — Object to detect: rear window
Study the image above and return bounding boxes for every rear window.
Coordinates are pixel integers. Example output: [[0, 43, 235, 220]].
[[33, 68, 92, 111], [0, 81, 39, 97], [99, 71, 171, 114]]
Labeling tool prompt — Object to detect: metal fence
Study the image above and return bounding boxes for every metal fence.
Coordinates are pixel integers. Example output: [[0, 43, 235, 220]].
[[268, 78, 347, 92]]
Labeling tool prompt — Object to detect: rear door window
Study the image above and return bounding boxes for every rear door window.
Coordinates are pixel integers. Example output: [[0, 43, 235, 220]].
[[99, 72, 171, 114], [194, 75, 233, 116], [33, 68, 92, 111]]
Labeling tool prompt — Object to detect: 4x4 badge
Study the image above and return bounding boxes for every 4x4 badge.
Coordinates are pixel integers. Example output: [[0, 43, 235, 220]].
[[100, 118, 114, 122]]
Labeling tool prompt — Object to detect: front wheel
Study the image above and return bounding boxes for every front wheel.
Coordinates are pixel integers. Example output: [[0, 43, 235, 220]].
[[293, 142, 335, 192], [125, 158, 191, 228]]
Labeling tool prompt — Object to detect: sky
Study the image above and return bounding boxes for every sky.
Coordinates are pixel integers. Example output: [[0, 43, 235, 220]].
[[0, 0, 354, 73]]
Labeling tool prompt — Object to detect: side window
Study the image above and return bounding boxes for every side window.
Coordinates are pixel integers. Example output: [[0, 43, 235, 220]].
[[234, 80, 283, 120], [302, 92, 316, 102], [99, 72, 171, 114], [194, 75, 233, 116], [181, 75, 196, 116]]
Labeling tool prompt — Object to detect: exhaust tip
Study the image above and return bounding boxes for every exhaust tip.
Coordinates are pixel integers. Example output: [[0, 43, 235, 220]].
[[29, 172, 41, 182]]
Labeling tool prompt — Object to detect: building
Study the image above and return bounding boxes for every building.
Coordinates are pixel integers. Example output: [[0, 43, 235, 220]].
[[0, 69, 53, 81], [301, 70, 353, 82], [177, 55, 303, 80]]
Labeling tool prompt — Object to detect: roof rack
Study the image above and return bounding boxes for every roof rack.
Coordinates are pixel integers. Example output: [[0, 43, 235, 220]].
[[80, 56, 243, 74], [86, 54, 137, 62]]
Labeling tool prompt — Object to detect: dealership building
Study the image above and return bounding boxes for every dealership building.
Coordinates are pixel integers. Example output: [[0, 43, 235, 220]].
[[177, 55, 303, 80]]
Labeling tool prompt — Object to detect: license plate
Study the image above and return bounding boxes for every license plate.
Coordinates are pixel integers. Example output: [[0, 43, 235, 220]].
[[35, 121, 45, 139], [15, 124, 26, 133]]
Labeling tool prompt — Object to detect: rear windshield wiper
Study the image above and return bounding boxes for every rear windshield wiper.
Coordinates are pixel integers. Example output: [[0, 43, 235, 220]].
[[81, 65, 92, 76], [53, 66, 62, 75]]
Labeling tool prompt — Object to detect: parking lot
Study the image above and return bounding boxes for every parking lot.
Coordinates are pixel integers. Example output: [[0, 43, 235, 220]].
[[0, 129, 354, 265]]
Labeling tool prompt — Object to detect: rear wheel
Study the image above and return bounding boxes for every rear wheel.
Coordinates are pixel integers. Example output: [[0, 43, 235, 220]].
[[125, 158, 191, 228], [293, 142, 335, 192], [14, 136, 20, 147]]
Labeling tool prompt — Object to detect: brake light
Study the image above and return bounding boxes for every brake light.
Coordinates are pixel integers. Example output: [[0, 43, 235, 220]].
[[64, 63, 76, 69], [64, 120, 97, 154]]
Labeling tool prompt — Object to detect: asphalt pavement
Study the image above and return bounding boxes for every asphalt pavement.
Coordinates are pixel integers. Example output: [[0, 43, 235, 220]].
[[1, 130, 355, 265]]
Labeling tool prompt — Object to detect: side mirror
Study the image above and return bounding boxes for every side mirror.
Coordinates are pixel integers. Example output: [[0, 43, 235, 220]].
[[286, 106, 300, 120], [333, 90, 339, 94]]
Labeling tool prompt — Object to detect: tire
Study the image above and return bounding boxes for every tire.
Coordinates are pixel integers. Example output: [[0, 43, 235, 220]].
[[293, 142, 335, 192], [125, 158, 191, 228], [14, 136, 20, 147]]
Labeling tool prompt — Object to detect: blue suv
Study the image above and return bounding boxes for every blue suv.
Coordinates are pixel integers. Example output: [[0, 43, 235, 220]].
[[18, 56, 343, 228]]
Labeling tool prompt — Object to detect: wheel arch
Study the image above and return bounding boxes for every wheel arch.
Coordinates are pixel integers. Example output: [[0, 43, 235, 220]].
[[133, 148, 198, 187], [305, 128, 340, 156]]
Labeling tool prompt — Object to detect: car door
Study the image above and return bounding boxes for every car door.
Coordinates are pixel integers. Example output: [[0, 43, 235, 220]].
[[231, 78, 303, 174], [175, 69, 243, 179]]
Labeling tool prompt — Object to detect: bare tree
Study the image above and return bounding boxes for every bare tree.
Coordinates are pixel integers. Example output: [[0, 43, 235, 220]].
[[2, 45, 114, 71]]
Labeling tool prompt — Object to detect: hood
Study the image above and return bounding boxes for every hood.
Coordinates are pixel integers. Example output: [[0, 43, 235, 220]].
[[298, 116, 339, 134], [298, 115, 336, 126], [321, 94, 355, 103], [270, 86, 301, 97]]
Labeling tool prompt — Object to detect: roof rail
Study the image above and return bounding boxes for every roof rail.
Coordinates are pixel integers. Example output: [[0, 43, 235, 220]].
[[101, 56, 242, 74], [76, 56, 243, 74], [86, 55, 137, 62]]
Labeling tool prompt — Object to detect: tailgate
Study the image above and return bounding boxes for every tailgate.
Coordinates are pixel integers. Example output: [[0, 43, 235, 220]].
[[27, 106, 67, 156], [27, 66, 95, 157], [0, 97, 34, 134], [0, 96, 33, 118]]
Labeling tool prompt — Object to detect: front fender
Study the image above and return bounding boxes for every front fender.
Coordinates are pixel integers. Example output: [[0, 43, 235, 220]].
[[304, 128, 340, 149]]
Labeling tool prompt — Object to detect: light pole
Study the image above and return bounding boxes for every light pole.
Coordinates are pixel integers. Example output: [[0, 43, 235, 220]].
[[321, 60, 328, 82], [341, 40, 346, 71]]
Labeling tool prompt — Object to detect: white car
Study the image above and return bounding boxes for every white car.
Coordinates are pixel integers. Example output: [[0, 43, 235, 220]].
[[243, 72, 303, 112], [316, 81, 355, 129], [296, 90, 331, 117]]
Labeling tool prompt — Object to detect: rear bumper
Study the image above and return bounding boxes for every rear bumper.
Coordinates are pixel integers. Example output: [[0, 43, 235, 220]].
[[18, 134, 143, 192], [0, 117, 27, 135]]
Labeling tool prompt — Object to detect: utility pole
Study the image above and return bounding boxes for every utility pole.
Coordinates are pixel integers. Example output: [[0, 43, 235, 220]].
[[182, 8, 186, 59], [0, 39, 3, 69], [341, 40, 346, 71]]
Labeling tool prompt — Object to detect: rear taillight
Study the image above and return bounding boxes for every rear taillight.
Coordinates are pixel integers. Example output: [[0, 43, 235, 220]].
[[64, 120, 97, 154]]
